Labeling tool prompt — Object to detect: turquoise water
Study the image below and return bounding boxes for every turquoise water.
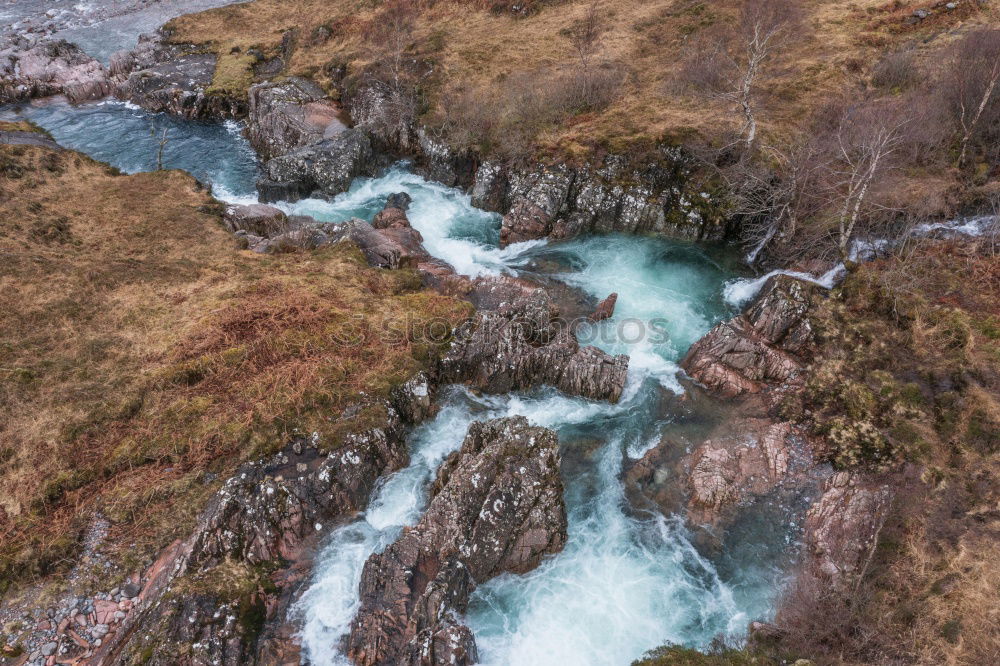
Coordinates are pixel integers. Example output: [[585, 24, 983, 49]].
[[0, 98, 259, 197], [2, 91, 790, 665]]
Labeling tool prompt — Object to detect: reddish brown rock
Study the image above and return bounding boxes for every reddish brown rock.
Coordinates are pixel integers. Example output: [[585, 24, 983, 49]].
[[800, 471, 893, 591], [686, 420, 795, 524], [589, 292, 618, 322], [347, 417, 567, 666], [681, 275, 819, 398]]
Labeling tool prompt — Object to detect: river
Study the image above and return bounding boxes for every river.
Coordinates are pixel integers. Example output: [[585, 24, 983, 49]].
[[1, 19, 798, 664]]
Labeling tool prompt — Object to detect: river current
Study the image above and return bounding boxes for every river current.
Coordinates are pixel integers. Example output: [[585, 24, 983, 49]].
[[2, 29, 797, 664]]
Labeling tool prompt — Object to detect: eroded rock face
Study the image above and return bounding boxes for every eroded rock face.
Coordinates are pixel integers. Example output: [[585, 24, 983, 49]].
[[681, 275, 819, 398], [112, 36, 246, 120], [473, 153, 726, 248], [246, 77, 346, 160], [439, 287, 629, 402], [800, 471, 893, 591], [0, 37, 110, 104], [257, 129, 377, 203], [347, 416, 567, 666]]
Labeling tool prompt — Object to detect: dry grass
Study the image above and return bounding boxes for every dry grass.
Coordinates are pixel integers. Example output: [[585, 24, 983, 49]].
[[0, 143, 470, 594], [166, 0, 997, 161], [772, 241, 1000, 664]]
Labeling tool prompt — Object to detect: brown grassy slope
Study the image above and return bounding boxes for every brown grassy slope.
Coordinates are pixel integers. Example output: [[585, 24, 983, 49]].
[[0, 141, 470, 595], [167, 0, 996, 157], [782, 240, 1000, 664]]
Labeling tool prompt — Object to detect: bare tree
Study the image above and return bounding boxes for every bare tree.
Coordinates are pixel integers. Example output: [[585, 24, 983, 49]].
[[679, 0, 800, 150], [567, 1, 603, 72], [149, 125, 169, 170], [363, 0, 420, 140], [829, 103, 908, 264], [945, 29, 1000, 168]]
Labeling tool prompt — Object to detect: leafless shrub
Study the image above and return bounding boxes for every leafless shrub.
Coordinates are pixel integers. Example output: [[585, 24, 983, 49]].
[[435, 63, 625, 163], [677, 0, 802, 150], [939, 29, 1000, 168], [360, 0, 422, 137], [870, 50, 920, 92], [565, 1, 605, 71], [828, 101, 909, 262]]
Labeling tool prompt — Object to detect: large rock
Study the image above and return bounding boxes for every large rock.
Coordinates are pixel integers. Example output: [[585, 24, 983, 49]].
[[347, 416, 567, 666], [681, 275, 819, 398], [800, 471, 893, 591], [223, 203, 288, 236], [246, 77, 346, 160], [0, 37, 110, 104], [112, 35, 245, 120], [439, 287, 629, 402], [257, 129, 376, 203]]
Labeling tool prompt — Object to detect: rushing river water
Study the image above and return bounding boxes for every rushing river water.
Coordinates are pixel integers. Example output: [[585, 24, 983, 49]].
[[2, 0, 245, 62], [2, 79, 796, 664]]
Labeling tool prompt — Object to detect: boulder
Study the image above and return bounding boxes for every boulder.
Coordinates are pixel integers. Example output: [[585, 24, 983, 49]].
[[246, 77, 346, 160], [385, 191, 412, 211], [223, 203, 288, 236], [439, 287, 629, 402], [684, 420, 797, 524], [338, 218, 426, 269], [257, 129, 376, 203], [0, 37, 110, 104], [372, 205, 411, 230], [681, 275, 819, 398], [499, 164, 575, 247], [347, 416, 567, 666]]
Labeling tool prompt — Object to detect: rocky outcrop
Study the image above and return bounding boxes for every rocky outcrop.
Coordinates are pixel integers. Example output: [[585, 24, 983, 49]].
[[111, 35, 246, 120], [681, 275, 819, 398], [439, 286, 629, 402], [89, 378, 438, 666], [471, 152, 726, 247], [627, 407, 820, 528], [0, 36, 110, 104], [246, 77, 347, 161], [346, 417, 567, 666], [257, 129, 379, 203], [799, 471, 893, 592]]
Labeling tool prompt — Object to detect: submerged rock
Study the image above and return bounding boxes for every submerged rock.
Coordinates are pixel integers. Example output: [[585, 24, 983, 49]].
[[681, 275, 819, 398], [347, 416, 567, 666], [0, 37, 110, 104]]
